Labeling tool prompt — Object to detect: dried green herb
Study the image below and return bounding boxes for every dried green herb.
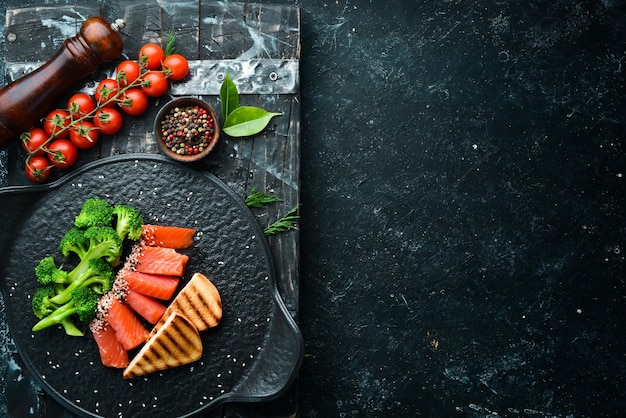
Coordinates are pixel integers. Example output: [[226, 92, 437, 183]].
[[219, 72, 239, 120], [264, 205, 299, 236], [245, 188, 283, 208], [165, 29, 177, 56], [223, 106, 282, 137]]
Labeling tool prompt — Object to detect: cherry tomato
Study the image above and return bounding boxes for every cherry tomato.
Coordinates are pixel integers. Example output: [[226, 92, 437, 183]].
[[43, 109, 71, 139], [138, 43, 165, 70], [25, 156, 52, 183], [67, 92, 96, 118], [162, 54, 189, 81], [94, 107, 124, 135], [47, 139, 78, 169], [116, 60, 142, 87], [95, 78, 120, 105], [69, 120, 99, 149], [21, 127, 48, 156], [141, 71, 169, 97], [119, 88, 149, 116]]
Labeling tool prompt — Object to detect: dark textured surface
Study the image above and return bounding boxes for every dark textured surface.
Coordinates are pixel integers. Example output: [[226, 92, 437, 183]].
[[0, 155, 301, 417], [294, 0, 626, 417]]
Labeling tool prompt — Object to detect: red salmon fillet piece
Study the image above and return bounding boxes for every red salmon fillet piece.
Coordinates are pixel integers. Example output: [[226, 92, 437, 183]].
[[91, 321, 129, 368], [141, 225, 196, 249], [124, 270, 180, 300], [125, 290, 167, 324], [134, 246, 189, 277], [105, 296, 149, 351]]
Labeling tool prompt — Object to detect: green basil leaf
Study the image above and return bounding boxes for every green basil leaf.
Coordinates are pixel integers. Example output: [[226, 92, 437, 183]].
[[219, 72, 239, 119], [223, 106, 282, 137]]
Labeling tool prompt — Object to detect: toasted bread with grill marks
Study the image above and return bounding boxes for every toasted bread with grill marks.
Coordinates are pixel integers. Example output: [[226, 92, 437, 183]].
[[149, 272, 222, 338], [123, 312, 201, 379]]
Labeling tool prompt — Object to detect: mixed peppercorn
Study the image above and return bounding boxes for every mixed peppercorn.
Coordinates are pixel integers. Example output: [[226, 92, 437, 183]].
[[159, 105, 215, 155]]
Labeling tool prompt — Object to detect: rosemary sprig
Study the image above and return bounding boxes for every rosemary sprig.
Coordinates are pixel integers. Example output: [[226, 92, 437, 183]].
[[264, 205, 299, 236], [245, 188, 282, 208], [165, 29, 176, 56]]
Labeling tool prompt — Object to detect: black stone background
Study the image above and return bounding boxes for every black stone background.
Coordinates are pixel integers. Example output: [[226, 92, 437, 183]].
[[294, 0, 626, 416], [2, 0, 626, 417]]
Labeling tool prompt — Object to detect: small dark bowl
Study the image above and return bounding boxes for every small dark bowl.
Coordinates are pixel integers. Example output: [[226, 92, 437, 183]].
[[154, 97, 220, 162]]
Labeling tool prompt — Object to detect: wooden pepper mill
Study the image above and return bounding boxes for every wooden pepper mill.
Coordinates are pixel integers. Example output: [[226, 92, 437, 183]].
[[0, 16, 124, 150]]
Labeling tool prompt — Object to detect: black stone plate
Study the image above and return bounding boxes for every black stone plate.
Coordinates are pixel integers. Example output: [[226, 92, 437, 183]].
[[0, 154, 303, 417]]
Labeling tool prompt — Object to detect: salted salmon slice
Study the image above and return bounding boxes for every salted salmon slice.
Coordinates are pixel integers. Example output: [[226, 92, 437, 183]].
[[142, 225, 196, 249], [105, 296, 149, 351], [123, 270, 180, 300], [126, 290, 167, 324], [91, 321, 129, 368], [134, 246, 189, 277]]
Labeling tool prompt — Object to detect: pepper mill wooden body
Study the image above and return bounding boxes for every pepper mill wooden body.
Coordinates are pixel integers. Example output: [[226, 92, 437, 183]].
[[0, 16, 123, 150]]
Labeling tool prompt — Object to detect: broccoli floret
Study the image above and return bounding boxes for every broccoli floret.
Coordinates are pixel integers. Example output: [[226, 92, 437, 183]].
[[113, 204, 144, 241], [32, 287, 99, 335], [74, 198, 114, 228], [31, 285, 85, 336], [31, 198, 147, 338], [34, 256, 69, 286], [48, 258, 114, 305], [31, 228, 119, 337], [70, 287, 100, 323], [59, 226, 89, 259], [79, 257, 114, 294], [68, 226, 123, 279], [32, 285, 59, 319]]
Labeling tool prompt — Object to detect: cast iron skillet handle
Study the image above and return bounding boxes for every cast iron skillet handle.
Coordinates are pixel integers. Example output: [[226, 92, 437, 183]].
[[228, 300, 304, 401]]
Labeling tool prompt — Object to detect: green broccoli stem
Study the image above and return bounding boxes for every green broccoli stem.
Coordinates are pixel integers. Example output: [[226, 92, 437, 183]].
[[60, 318, 85, 337], [68, 241, 120, 280], [32, 302, 80, 333], [48, 275, 108, 305]]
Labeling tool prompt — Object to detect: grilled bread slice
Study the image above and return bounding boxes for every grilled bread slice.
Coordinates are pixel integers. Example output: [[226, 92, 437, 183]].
[[123, 311, 202, 379], [149, 272, 222, 338]]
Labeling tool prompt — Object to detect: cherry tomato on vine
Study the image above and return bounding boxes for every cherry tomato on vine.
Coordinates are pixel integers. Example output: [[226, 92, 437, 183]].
[[95, 78, 120, 105], [141, 71, 169, 97], [47, 139, 78, 169], [21, 127, 48, 157], [116, 60, 142, 87], [94, 107, 124, 135], [70, 120, 99, 149], [119, 88, 149, 116], [43, 109, 70, 139], [162, 54, 189, 81], [67, 92, 96, 118], [25, 156, 52, 183], [138, 43, 165, 70]]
